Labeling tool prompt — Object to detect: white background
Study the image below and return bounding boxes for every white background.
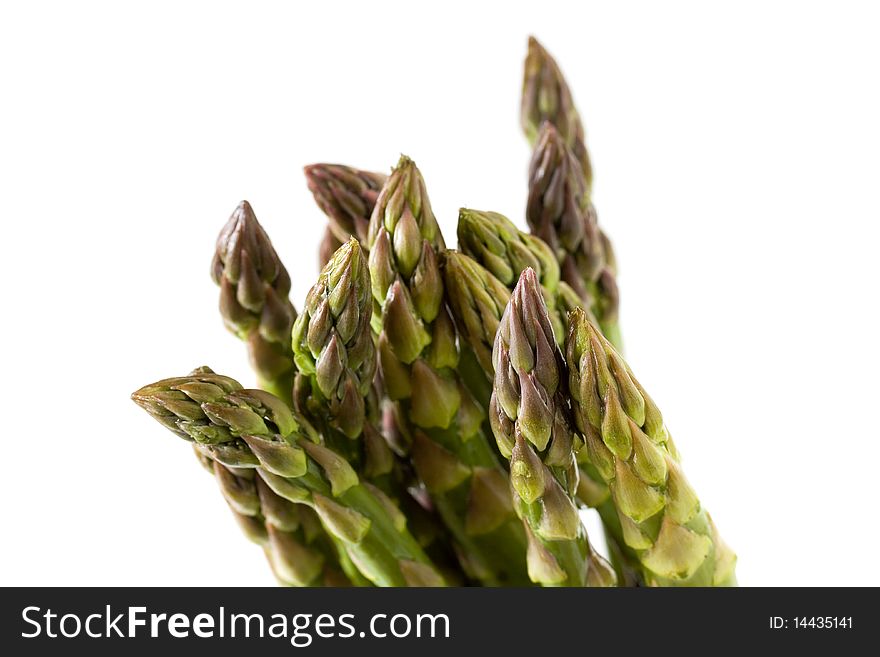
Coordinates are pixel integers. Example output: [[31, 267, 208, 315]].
[[1, 0, 878, 587]]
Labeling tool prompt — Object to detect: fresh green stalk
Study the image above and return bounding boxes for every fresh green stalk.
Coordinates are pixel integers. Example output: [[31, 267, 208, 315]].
[[304, 164, 387, 247], [457, 207, 597, 343], [489, 268, 616, 586], [527, 123, 621, 350], [186, 366, 363, 587], [444, 247, 642, 584], [211, 201, 297, 402], [199, 453, 359, 586], [292, 239, 467, 583], [521, 36, 592, 192], [366, 155, 531, 586], [565, 310, 737, 586], [292, 239, 383, 460], [132, 370, 446, 587]]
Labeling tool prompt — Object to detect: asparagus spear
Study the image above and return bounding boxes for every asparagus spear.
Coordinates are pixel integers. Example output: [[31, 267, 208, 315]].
[[304, 164, 387, 247], [131, 370, 446, 587], [209, 454, 361, 586], [292, 239, 381, 453], [489, 268, 616, 586], [444, 250, 637, 582], [457, 207, 595, 343], [366, 155, 531, 586], [294, 238, 469, 584], [211, 201, 297, 402], [527, 123, 622, 350], [521, 36, 592, 192], [565, 310, 737, 586]]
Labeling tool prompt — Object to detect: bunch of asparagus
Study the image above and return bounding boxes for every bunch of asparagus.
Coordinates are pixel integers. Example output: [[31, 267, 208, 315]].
[[132, 38, 735, 587]]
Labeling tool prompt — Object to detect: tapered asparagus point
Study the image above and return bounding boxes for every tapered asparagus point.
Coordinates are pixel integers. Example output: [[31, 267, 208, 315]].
[[527, 124, 621, 345], [489, 268, 612, 586], [367, 156, 530, 586], [565, 309, 735, 585], [527, 123, 601, 283], [292, 238, 376, 439], [443, 250, 510, 374], [521, 37, 591, 188], [457, 208, 560, 291], [304, 164, 387, 246], [133, 369, 446, 587], [211, 201, 297, 398]]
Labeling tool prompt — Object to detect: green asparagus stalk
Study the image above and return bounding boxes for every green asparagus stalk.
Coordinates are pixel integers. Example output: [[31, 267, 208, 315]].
[[211, 201, 297, 402], [366, 155, 531, 586], [527, 123, 622, 350], [131, 370, 446, 587], [186, 365, 364, 586], [205, 454, 358, 586], [565, 310, 737, 586], [292, 239, 381, 454], [489, 268, 616, 586], [457, 207, 596, 343], [443, 250, 636, 583], [304, 164, 387, 247], [294, 238, 469, 584], [521, 36, 592, 192]]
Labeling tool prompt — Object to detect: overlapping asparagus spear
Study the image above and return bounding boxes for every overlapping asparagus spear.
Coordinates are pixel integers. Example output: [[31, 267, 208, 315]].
[[522, 38, 622, 351], [366, 155, 531, 586], [444, 247, 638, 583], [293, 238, 468, 583], [457, 207, 594, 345], [489, 268, 616, 586], [211, 201, 298, 401], [527, 124, 621, 350], [305, 164, 387, 248], [292, 239, 383, 454], [196, 450, 355, 586], [131, 370, 446, 587], [522, 36, 592, 192], [565, 310, 736, 585]]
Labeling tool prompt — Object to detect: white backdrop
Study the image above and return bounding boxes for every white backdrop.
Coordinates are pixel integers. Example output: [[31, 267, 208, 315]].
[[1, 0, 878, 587]]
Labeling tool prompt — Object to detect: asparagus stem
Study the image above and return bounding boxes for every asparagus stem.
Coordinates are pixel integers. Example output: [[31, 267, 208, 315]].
[[211, 201, 297, 404], [488, 268, 616, 586], [292, 238, 468, 584], [449, 222, 641, 583], [521, 38, 623, 352], [132, 370, 447, 587], [565, 310, 737, 586], [304, 163, 387, 247], [366, 155, 531, 586], [521, 36, 592, 191]]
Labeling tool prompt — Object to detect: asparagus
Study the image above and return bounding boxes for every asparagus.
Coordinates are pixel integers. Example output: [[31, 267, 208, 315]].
[[489, 268, 616, 586], [292, 239, 381, 452], [366, 155, 531, 586], [182, 366, 358, 586], [521, 36, 592, 192], [527, 123, 622, 350], [457, 207, 595, 343], [211, 201, 297, 402], [565, 309, 737, 586], [294, 238, 468, 584], [444, 251, 635, 581], [131, 370, 446, 587], [209, 455, 360, 586], [304, 164, 387, 248]]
